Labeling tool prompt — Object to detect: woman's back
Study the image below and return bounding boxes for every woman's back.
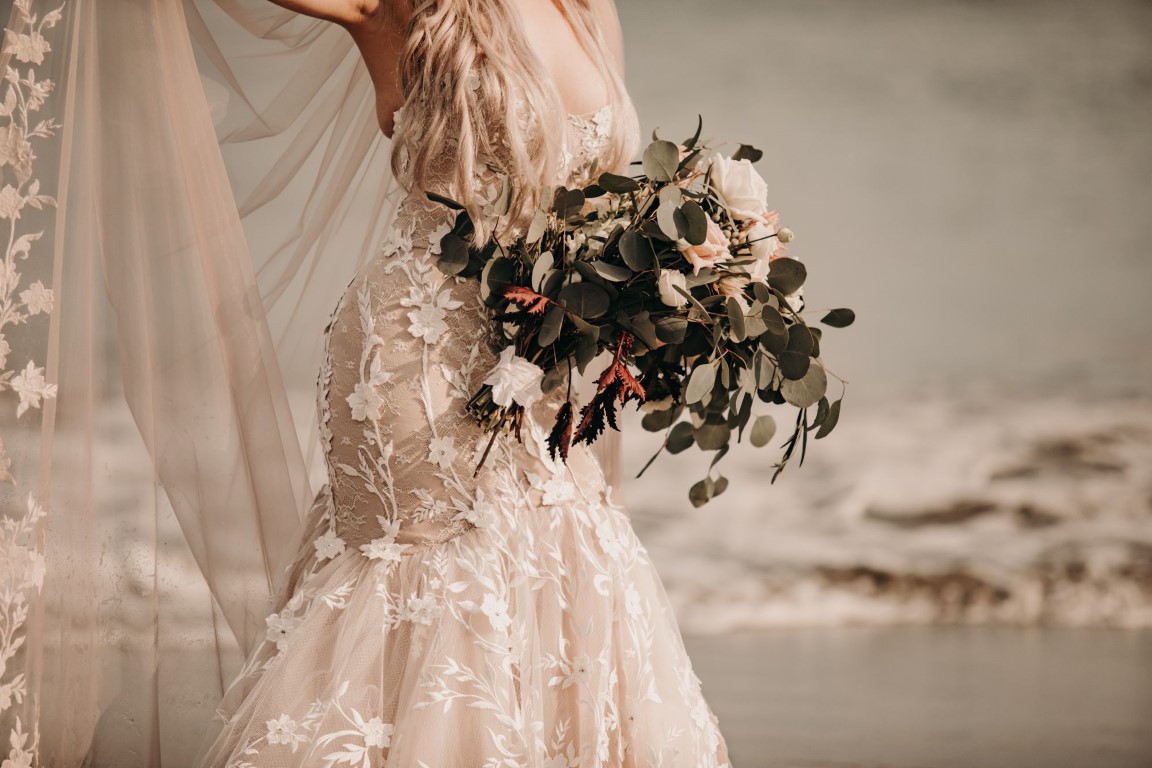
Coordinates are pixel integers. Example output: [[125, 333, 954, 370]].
[[198, 3, 732, 766]]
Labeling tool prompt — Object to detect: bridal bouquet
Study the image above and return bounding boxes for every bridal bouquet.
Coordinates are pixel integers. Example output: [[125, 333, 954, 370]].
[[428, 119, 853, 505]]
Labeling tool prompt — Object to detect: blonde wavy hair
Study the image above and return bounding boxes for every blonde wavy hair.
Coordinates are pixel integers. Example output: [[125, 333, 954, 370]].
[[392, 0, 640, 243]]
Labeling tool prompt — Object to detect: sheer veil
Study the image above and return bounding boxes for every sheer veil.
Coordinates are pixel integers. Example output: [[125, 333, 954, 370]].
[[0, 0, 402, 763]]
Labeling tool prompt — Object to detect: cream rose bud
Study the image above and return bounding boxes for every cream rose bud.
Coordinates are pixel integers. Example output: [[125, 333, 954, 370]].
[[710, 154, 769, 221], [777, 226, 794, 244], [484, 346, 545, 408], [657, 269, 689, 308], [677, 218, 732, 275]]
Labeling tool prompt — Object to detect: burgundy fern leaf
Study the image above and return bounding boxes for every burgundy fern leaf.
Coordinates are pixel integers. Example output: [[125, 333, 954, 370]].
[[547, 401, 574, 462]]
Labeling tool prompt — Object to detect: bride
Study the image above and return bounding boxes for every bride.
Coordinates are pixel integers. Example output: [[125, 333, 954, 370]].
[[0, 0, 730, 765], [197, 1, 732, 765]]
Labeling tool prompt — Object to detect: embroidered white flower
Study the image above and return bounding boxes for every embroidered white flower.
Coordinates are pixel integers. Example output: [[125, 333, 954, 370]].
[[537, 472, 576, 507], [345, 380, 384, 422], [558, 654, 593, 689], [0, 335, 9, 369], [265, 612, 303, 652], [406, 289, 461, 344], [625, 585, 643, 617], [427, 435, 458, 469], [453, 490, 496, 528], [595, 519, 626, 560], [313, 530, 346, 561], [5, 31, 50, 65], [10, 360, 56, 417], [359, 716, 394, 748], [0, 185, 25, 220], [18, 281, 52, 315], [656, 269, 689, 308], [483, 345, 545, 409], [426, 220, 452, 255], [400, 594, 442, 626], [480, 593, 512, 634], [0, 125, 31, 170], [265, 714, 305, 751], [359, 537, 410, 564]]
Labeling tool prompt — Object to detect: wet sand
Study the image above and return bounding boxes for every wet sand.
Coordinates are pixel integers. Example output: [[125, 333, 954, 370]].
[[686, 627, 1152, 768]]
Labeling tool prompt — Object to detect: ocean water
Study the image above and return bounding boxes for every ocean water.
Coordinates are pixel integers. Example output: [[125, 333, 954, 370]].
[[605, 0, 1152, 628]]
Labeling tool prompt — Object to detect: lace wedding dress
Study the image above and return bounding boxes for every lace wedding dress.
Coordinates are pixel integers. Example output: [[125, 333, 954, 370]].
[[198, 99, 732, 768]]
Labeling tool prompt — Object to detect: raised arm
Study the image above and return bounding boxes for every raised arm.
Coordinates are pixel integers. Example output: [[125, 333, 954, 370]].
[[264, 0, 380, 27]]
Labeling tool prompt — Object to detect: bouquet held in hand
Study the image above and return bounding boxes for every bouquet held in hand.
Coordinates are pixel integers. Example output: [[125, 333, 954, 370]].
[[429, 119, 854, 505]]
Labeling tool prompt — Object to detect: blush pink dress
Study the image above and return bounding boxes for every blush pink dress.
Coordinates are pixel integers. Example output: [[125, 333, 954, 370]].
[[198, 97, 733, 768]]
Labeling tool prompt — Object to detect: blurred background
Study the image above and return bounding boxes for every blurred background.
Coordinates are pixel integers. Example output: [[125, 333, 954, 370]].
[[3, 0, 1149, 766], [612, 1, 1152, 766]]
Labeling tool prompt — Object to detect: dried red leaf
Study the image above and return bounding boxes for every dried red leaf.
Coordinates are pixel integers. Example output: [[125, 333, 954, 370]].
[[503, 285, 550, 315]]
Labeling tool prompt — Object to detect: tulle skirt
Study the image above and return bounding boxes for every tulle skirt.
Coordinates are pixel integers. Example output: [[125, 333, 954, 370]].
[[196, 476, 732, 768]]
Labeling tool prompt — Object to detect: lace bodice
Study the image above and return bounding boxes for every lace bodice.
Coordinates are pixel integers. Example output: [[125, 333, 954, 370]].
[[315, 104, 626, 552]]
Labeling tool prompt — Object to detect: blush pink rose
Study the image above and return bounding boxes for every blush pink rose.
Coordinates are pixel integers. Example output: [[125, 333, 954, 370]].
[[677, 218, 732, 275]]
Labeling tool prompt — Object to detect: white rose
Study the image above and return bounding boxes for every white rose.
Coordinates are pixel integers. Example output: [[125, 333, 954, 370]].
[[484, 346, 545, 408], [742, 218, 780, 282], [657, 269, 689, 308], [710, 154, 769, 221]]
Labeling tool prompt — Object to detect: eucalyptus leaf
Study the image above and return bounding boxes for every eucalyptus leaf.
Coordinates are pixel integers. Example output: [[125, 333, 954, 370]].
[[643, 140, 680, 182], [667, 421, 695, 454], [658, 184, 683, 207], [437, 233, 470, 275], [590, 260, 632, 282], [531, 251, 554, 290], [619, 231, 655, 271], [559, 281, 611, 319], [538, 305, 565, 347], [766, 257, 807, 296], [598, 172, 640, 194], [732, 144, 764, 163], [761, 304, 786, 336], [641, 407, 679, 432], [752, 281, 773, 304], [750, 414, 777, 447], [685, 361, 717, 404], [575, 332, 598, 374], [814, 397, 842, 439], [694, 421, 730, 451], [657, 197, 680, 241], [712, 476, 730, 496], [786, 323, 814, 356], [779, 350, 811, 380], [677, 199, 709, 245], [481, 257, 515, 306], [781, 360, 828, 408], [821, 308, 856, 328], [688, 477, 714, 508], [654, 316, 688, 344], [526, 209, 548, 245], [552, 186, 585, 219], [727, 297, 747, 342], [683, 114, 703, 151]]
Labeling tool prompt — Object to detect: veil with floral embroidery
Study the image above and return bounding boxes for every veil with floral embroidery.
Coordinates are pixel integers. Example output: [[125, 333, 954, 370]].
[[0, 0, 412, 763]]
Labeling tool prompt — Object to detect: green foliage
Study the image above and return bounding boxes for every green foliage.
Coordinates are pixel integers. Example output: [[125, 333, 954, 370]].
[[423, 120, 854, 506]]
